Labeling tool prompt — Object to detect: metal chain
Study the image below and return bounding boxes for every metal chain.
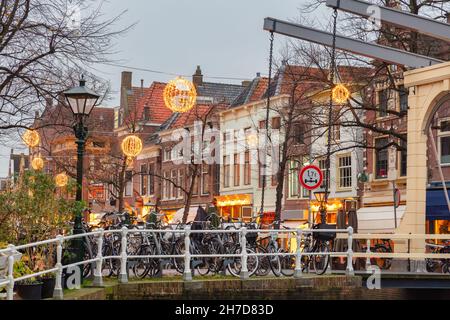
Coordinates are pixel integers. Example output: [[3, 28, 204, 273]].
[[260, 31, 274, 217], [324, 8, 339, 215]]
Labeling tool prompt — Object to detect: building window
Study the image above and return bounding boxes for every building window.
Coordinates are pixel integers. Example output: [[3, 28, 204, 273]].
[[400, 135, 407, 177], [178, 169, 184, 199], [192, 172, 199, 195], [223, 156, 231, 188], [259, 120, 266, 130], [399, 85, 408, 113], [201, 164, 209, 195], [125, 170, 133, 197], [375, 137, 389, 179], [140, 164, 148, 195], [318, 158, 329, 189], [171, 170, 177, 199], [272, 117, 281, 129], [292, 123, 304, 144], [244, 150, 251, 185], [337, 154, 352, 189], [143, 106, 150, 120], [258, 158, 265, 188], [162, 171, 168, 199], [439, 119, 450, 165], [233, 154, 240, 186], [148, 163, 155, 195], [164, 148, 171, 161], [378, 89, 389, 117], [332, 122, 341, 142], [288, 160, 300, 198]]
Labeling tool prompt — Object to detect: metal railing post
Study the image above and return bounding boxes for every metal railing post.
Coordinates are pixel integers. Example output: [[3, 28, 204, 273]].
[[346, 227, 355, 276], [240, 227, 249, 280], [53, 235, 64, 300], [294, 229, 303, 278], [93, 229, 104, 287], [183, 225, 192, 281], [119, 227, 128, 283], [365, 239, 372, 270], [6, 245, 15, 300]]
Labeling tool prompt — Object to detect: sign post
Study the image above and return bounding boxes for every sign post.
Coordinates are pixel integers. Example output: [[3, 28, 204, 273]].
[[299, 165, 323, 227]]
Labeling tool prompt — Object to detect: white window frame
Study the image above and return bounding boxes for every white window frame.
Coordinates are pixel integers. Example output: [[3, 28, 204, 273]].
[[287, 159, 309, 200], [178, 169, 184, 199], [438, 117, 450, 166], [337, 154, 352, 190]]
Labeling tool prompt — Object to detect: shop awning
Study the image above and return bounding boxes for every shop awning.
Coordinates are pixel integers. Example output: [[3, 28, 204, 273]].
[[357, 205, 406, 233], [427, 189, 450, 221], [171, 207, 200, 224]]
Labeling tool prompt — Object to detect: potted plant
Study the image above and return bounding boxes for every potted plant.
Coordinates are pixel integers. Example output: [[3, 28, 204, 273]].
[[34, 250, 57, 299], [13, 261, 42, 300]]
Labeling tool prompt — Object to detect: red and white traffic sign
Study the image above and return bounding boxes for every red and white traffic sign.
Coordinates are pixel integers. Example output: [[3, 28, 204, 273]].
[[299, 165, 323, 191]]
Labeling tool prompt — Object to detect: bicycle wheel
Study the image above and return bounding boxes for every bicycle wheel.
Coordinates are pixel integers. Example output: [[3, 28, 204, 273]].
[[312, 242, 330, 275], [207, 237, 224, 274], [173, 238, 186, 274], [102, 243, 115, 278], [267, 244, 282, 277], [132, 245, 151, 279], [227, 247, 259, 278], [280, 252, 295, 277], [371, 245, 392, 270], [255, 245, 270, 277]]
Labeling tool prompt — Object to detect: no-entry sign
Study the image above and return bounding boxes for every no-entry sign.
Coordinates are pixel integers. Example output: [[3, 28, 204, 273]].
[[299, 165, 323, 191]]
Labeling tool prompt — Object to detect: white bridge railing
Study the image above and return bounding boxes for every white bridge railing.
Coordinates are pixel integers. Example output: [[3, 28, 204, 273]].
[[1, 226, 450, 300], [0, 226, 353, 300]]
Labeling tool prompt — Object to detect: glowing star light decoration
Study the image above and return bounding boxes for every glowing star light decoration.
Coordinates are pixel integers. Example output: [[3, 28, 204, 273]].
[[55, 173, 68, 187], [332, 84, 350, 104], [163, 77, 197, 113], [121, 135, 143, 158], [31, 156, 44, 171], [22, 129, 40, 148]]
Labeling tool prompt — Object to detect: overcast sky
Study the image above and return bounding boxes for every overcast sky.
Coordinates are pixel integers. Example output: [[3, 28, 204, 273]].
[[0, 0, 329, 176]]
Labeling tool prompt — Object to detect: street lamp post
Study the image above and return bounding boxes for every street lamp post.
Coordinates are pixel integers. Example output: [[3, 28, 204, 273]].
[[63, 76, 100, 269], [314, 188, 330, 224]]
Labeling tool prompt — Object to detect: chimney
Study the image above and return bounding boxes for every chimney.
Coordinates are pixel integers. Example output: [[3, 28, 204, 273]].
[[192, 65, 203, 87], [120, 71, 132, 113], [256, 72, 261, 77]]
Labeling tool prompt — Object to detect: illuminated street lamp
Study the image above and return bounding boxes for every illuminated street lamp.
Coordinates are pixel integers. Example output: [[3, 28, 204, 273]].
[[64, 76, 100, 275], [314, 188, 330, 224]]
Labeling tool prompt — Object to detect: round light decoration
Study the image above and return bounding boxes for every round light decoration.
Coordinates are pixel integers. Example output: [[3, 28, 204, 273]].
[[31, 156, 44, 171], [55, 173, 68, 187], [121, 135, 143, 158], [163, 77, 197, 113], [332, 84, 350, 104], [22, 129, 40, 148]]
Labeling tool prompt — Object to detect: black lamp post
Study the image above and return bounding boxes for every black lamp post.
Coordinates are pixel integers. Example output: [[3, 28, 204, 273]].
[[63, 76, 100, 264], [314, 188, 330, 224]]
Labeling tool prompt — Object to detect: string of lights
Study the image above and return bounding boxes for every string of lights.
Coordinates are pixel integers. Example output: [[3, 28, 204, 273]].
[[101, 62, 257, 81]]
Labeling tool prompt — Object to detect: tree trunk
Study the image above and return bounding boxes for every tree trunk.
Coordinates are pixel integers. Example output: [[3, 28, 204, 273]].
[[118, 157, 127, 212], [182, 165, 198, 224]]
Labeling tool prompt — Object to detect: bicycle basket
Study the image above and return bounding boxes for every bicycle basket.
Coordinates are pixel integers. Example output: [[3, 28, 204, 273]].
[[313, 223, 336, 241]]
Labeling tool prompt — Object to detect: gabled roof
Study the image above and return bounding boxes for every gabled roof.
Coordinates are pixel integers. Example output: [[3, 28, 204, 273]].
[[231, 77, 269, 107], [196, 82, 245, 104], [136, 82, 173, 124]]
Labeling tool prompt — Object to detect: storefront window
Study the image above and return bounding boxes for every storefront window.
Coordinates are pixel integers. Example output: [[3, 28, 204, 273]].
[[375, 137, 389, 179]]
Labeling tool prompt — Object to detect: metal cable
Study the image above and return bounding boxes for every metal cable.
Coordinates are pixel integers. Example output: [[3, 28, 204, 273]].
[[260, 31, 274, 218], [323, 8, 339, 220]]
